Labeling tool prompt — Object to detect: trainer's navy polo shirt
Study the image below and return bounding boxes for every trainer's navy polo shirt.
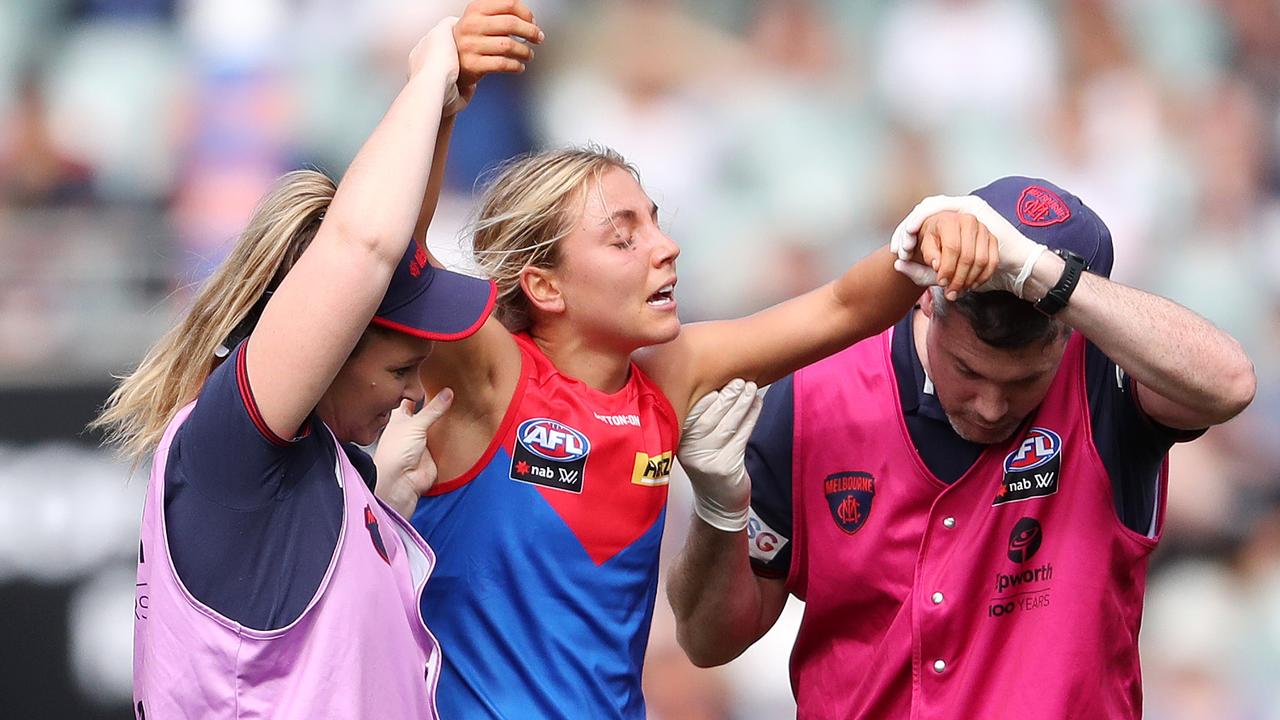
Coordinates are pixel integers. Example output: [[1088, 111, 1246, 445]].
[[163, 340, 378, 630]]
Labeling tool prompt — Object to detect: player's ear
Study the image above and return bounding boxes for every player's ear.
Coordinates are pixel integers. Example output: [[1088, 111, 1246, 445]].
[[520, 266, 565, 316]]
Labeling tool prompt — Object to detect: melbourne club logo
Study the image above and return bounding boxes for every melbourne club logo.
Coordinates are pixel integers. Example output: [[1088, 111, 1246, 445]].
[[1016, 185, 1071, 227], [823, 471, 875, 534], [994, 427, 1062, 505], [510, 418, 591, 493]]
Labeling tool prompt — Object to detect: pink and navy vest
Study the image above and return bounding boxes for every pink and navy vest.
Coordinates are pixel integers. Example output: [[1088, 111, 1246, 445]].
[[410, 333, 679, 718], [787, 328, 1166, 720], [134, 403, 443, 719]]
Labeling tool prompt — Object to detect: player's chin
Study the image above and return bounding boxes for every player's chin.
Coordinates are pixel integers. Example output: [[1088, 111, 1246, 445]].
[[645, 312, 681, 343]]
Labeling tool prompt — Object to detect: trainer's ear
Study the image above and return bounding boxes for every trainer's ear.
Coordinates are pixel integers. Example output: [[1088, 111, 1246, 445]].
[[519, 266, 565, 316]]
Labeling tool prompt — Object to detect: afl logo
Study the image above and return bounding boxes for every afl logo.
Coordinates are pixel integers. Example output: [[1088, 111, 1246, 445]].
[[516, 418, 591, 462], [1016, 185, 1071, 227], [1004, 427, 1061, 473]]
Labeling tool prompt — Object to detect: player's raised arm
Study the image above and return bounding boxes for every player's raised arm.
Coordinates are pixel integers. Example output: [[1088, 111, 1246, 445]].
[[639, 211, 999, 420]]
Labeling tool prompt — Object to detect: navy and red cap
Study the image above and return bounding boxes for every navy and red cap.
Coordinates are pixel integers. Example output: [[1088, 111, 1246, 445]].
[[970, 176, 1114, 278], [371, 242, 496, 340]]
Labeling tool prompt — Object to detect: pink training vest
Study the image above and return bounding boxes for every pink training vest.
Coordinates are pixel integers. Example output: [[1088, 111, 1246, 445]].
[[133, 404, 442, 719], [787, 327, 1165, 720]]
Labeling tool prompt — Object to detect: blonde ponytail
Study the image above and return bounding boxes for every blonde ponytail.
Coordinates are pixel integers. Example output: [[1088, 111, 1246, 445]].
[[91, 170, 336, 465]]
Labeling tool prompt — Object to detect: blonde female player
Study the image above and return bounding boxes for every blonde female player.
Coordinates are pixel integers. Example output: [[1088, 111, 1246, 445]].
[[91, 7, 542, 718], [396, 19, 1001, 712]]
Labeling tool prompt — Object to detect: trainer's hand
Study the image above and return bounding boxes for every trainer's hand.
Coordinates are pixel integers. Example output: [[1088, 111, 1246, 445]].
[[891, 194, 1047, 299], [373, 389, 453, 518], [448, 0, 543, 115], [678, 379, 763, 533], [408, 17, 462, 96]]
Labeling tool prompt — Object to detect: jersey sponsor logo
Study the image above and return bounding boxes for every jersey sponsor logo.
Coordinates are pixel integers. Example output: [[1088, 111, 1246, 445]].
[[364, 505, 390, 564], [994, 427, 1061, 505], [993, 563, 1053, 594], [1007, 516, 1043, 563], [594, 411, 641, 427], [510, 418, 591, 493], [989, 517, 1054, 618], [631, 450, 672, 486], [747, 508, 789, 563], [1016, 185, 1071, 227], [823, 471, 875, 535], [989, 563, 1054, 619]]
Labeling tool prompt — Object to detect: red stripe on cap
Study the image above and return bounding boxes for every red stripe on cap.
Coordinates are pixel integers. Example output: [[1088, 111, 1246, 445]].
[[370, 279, 497, 341]]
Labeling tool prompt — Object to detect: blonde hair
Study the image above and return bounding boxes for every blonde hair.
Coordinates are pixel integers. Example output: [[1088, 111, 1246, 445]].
[[471, 145, 637, 332], [92, 169, 336, 465]]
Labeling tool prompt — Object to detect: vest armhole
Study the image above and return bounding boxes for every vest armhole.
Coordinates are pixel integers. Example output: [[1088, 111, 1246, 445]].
[[427, 341, 534, 496], [1072, 336, 1165, 548], [785, 369, 806, 593]]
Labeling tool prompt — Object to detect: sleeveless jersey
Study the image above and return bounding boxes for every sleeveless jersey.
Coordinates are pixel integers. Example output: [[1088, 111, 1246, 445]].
[[134, 403, 443, 719], [411, 333, 679, 719], [787, 328, 1165, 720]]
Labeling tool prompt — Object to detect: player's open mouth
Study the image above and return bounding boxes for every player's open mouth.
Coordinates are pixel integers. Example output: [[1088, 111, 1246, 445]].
[[647, 283, 676, 307]]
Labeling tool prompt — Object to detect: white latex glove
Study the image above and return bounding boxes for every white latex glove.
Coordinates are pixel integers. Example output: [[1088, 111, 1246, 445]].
[[889, 194, 1048, 299], [442, 81, 475, 117], [678, 379, 764, 533], [373, 389, 453, 518]]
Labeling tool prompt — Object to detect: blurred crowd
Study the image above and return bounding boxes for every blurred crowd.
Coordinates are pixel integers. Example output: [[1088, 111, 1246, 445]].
[[2, 0, 1279, 717]]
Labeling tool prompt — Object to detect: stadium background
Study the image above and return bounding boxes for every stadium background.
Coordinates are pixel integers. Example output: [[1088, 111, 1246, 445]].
[[2, 0, 1278, 717]]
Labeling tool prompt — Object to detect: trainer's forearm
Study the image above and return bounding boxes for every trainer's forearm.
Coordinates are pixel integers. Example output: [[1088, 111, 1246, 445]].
[[326, 69, 452, 265], [666, 517, 771, 667], [1025, 254, 1256, 425]]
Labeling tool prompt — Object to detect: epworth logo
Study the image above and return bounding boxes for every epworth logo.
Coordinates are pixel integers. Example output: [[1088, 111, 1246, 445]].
[[1007, 517, 1043, 563], [994, 427, 1062, 506], [510, 418, 591, 493]]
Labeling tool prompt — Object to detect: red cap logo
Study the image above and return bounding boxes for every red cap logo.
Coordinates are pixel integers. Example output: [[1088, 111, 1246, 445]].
[[409, 245, 429, 278], [1016, 186, 1071, 227]]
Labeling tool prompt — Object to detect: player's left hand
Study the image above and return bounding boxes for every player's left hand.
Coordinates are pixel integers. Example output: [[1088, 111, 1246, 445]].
[[678, 379, 763, 533], [448, 0, 543, 115], [890, 194, 1046, 300], [373, 389, 453, 517]]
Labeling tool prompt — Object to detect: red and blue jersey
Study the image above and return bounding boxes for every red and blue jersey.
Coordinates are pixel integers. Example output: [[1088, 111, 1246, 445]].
[[410, 333, 679, 719]]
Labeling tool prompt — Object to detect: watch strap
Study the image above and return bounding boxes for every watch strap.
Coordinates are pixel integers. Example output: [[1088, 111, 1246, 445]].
[[1034, 249, 1088, 316]]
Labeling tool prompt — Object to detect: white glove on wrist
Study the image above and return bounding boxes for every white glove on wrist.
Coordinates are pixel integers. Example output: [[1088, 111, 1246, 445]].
[[443, 82, 464, 116], [678, 379, 763, 533], [889, 194, 1048, 299]]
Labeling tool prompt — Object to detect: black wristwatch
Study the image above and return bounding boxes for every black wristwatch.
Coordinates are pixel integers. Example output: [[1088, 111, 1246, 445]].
[[1034, 248, 1089, 316]]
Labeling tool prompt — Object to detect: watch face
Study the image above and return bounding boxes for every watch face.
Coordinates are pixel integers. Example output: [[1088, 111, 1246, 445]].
[[1054, 248, 1089, 271]]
